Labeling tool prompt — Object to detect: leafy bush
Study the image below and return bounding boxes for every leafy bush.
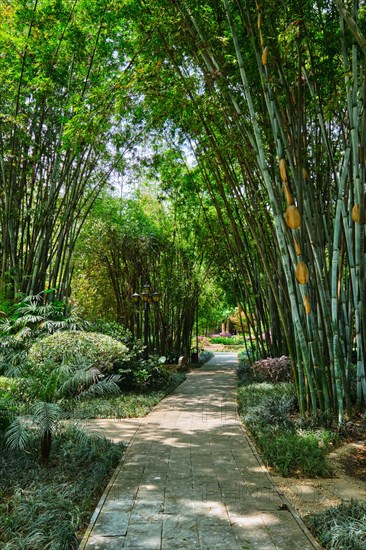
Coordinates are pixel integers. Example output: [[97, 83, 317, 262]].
[[237, 382, 297, 410], [29, 331, 128, 373], [251, 356, 293, 382], [0, 395, 16, 431], [0, 426, 123, 548], [237, 354, 293, 383], [0, 293, 86, 343], [0, 377, 23, 430], [5, 351, 121, 466], [238, 383, 297, 436], [118, 355, 184, 392], [0, 376, 19, 393], [306, 500, 366, 549], [87, 320, 133, 347]]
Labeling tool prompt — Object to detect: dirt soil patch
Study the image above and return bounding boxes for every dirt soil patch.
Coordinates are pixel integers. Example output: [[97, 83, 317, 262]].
[[339, 442, 366, 481], [272, 438, 366, 519]]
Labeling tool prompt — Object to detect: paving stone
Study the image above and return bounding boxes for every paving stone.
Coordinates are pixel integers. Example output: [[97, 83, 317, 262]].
[[80, 354, 320, 550], [82, 535, 126, 549], [92, 511, 129, 537]]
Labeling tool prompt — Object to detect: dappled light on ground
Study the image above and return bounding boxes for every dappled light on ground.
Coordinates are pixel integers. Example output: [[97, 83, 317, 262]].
[[81, 354, 319, 549]]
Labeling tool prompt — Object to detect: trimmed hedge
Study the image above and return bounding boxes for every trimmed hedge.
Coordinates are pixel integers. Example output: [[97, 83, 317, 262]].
[[29, 331, 128, 372]]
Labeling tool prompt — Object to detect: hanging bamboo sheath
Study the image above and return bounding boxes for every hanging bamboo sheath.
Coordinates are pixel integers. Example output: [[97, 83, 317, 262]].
[[261, 46, 268, 65], [294, 237, 302, 256], [304, 294, 311, 314], [352, 204, 361, 223], [295, 261, 310, 285], [285, 204, 301, 229]]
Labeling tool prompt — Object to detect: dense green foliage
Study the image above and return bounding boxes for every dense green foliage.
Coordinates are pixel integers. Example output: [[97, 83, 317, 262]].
[[209, 336, 244, 345], [1, 0, 366, 425], [0, 291, 186, 547], [0, 427, 124, 549], [65, 391, 171, 419], [0, 0, 139, 301], [237, 381, 337, 477], [307, 500, 366, 550], [29, 330, 128, 372]]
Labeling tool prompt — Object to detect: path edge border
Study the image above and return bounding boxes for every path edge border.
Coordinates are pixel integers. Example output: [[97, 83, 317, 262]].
[[78, 376, 192, 549], [237, 418, 323, 549]]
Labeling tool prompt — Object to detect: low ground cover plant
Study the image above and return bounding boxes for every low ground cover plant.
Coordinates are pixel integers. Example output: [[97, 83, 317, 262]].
[[209, 335, 244, 345], [306, 500, 366, 549], [117, 354, 185, 392], [0, 427, 123, 549], [64, 391, 168, 419], [5, 353, 121, 466], [237, 355, 338, 477]]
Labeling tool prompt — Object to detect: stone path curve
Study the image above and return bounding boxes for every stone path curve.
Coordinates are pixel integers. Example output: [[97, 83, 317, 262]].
[[80, 353, 320, 549]]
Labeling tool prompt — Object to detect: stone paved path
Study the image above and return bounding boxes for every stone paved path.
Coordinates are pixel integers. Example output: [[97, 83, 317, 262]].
[[80, 354, 320, 549]]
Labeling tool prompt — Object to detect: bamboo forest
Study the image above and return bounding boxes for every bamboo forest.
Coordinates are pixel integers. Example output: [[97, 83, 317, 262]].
[[1, 1, 366, 549]]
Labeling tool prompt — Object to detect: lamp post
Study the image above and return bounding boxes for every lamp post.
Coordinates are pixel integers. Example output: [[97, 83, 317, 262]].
[[131, 285, 161, 359]]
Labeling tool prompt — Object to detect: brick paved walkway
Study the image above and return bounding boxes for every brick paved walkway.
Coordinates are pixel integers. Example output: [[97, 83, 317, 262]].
[[80, 353, 320, 549]]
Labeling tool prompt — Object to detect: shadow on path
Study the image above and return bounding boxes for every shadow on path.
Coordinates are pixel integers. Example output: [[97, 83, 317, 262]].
[[80, 354, 320, 550]]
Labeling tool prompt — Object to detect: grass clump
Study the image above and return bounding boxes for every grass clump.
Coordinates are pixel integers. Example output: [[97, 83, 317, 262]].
[[0, 426, 124, 549], [257, 430, 333, 477], [237, 382, 337, 477], [306, 500, 366, 549]]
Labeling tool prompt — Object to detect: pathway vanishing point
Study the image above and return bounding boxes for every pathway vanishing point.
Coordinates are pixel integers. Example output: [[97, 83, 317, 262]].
[[80, 353, 320, 549]]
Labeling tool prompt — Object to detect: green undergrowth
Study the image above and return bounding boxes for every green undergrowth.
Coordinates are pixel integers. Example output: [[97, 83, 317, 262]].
[[306, 500, 366, 549], [237, 381, 338, 477], [64, 390, 169, 419], [0, 426, 124, 549]]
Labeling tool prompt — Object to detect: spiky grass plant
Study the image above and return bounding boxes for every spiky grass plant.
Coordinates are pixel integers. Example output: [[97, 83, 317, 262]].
[[0, 426, 124, 548], [237, 382, 337, 477], [306, 500, 366, 549]]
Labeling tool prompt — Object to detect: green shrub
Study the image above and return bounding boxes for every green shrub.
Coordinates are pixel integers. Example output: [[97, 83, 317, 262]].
[[306, 500, 366, 549], [237, 354, 293, 384], [0, 376, 19, 393], [0, 378, 23, 430], [257, 431, 332, 477], [237, 382, 297, 411], [210, 336, 244, 345], [87, 320, 133, 347], [0, 293, 86, 343], [118, 356, 184, 392], [29, 331, 128, 372], [0, 395, 16, 431]]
